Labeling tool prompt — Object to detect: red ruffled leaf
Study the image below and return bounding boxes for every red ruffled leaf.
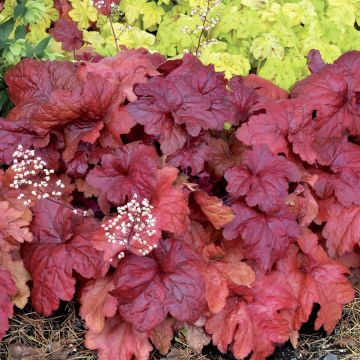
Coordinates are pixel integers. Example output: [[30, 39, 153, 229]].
[[86, 142, 161, 210], [182, 220, 212, 255], [0, 201, 32, 245], [291, 51, 360, 138], [311, 140, 360, 206], [307, 49, 326, 74], [321, 201, 360, 257], [207, 299, 253, 359], [84, 48, 163, 103], [0, 269, 17, 340], [193, 190, 234, 229], [225, 145, 300, 212], [204, 244, 255, 289], [128, 54, 233, 154], [228, 76, 259, 125], [128, 78, 186, 155], [167, 136, 209, 176], [206, 272, 298, 360], [243, 74, 288, 101], [79, 276, 117, 333], [4, 59, 76, 108], [54, 0, 72, 20], [105, 105, 136, 140], [4, 50, 160, 153], [149, 318, 175, 355], [277, 231, 355, 334], [313, 171, 360, 207], [151, 167, 190, 236], [167, 54, 233, 134], [236, 99, 316, 164], [223, 202, 300, 270], [111, 238, 206, 332], [286, 184, 319, 227], [0, 118, 49, 164], [85, 316, 153, 360], [204, 264, 229, 314], [203, 243, 256, 314], [22, 201, 108, 315], [206, 138, 244, 179], [63, 120, 104, 163], [5, 62, 116, 155], [49, 19, 83, 52]]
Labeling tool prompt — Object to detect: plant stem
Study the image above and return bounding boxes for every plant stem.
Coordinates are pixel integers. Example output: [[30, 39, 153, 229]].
[[36, 187, 87, 216], [195, 0, 211, 56], [45, 197, 75, 211], [115, 29, 125, 41], [36, 187, 76, 211], [109, 16, 119, 53]]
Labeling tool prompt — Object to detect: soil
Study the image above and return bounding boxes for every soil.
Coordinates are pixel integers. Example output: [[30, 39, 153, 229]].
[[202, 342, 300, 360]]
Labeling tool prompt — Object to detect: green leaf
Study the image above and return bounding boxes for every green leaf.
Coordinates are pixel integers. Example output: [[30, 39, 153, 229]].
[[200, 49, 251, 78], [119, 0, 148, 24], [33, 36, 51, 57], [24, 0, 47, 23], [68, 0, 98, 28], [241, 0, 268, 10], [19, 0, 358, 90], [142, 2, 165, 29], [250, 33, 284, 60], [0, 19, 15, 41], [14, 25, 27, 40], [13, 0, 27, 20], [24, 41, 34, 58]]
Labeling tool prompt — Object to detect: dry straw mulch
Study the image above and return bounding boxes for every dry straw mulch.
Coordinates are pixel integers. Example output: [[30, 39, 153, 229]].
[[1, 284, 359, 360], [0, 302, 95, 360], [298, 284, 360, 360]]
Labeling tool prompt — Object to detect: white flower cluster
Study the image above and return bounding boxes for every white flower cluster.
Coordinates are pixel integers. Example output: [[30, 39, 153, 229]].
[[10, 145, 64, 206], [102, 194, 158, 260], [93, 0, 121, 16], [181, 0, 221, 34], [93, 0, 110, 10], [180, 0, 222, 55], [118, 24, 133, 31]]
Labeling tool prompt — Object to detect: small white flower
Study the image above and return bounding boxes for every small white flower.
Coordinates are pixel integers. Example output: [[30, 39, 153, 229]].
[[101, 195, 157, 259]]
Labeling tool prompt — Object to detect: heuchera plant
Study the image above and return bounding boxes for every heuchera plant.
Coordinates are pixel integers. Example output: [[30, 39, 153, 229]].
[[0, 48, 359, 360]]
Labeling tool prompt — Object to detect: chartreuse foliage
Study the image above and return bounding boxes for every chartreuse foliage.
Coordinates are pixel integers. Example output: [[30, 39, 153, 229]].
[[0, 47, 359, 359], [1, 0, 358, 91], [49, 0, 360, 90]]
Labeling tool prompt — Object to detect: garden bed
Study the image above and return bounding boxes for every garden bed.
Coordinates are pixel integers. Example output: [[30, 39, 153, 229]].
[[1, 283, 359, 360], [1, 48, 360, 360]]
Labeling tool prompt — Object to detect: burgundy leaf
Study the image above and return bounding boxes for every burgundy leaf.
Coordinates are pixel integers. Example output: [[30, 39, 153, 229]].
[[86, 142, 161, 210], [22, 201, 108, 315], [225, 145, 300, 212], [223, 202, 300, 270], [111, 238, 206, 332], [0, 118, 49, 164], [49, 19, 83, 52]]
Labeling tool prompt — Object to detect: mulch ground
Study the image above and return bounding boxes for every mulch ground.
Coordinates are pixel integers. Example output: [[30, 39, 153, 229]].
[[1, 284, 359, 360]]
